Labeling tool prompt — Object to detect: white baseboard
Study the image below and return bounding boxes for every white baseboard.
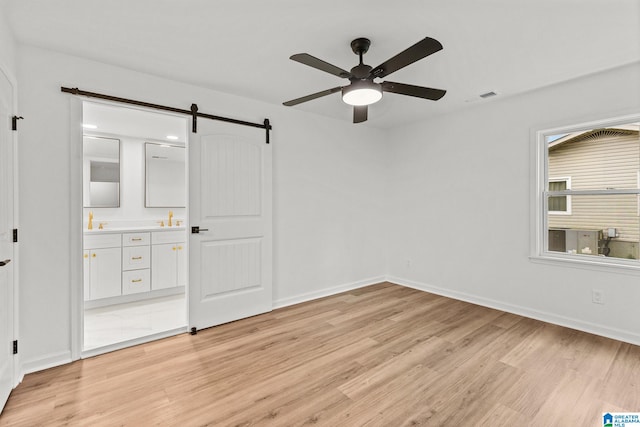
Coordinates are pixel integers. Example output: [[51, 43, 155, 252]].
[[273, 276, 387, 310], [387, 275, 640, 347], [21, 350, 72, 377]]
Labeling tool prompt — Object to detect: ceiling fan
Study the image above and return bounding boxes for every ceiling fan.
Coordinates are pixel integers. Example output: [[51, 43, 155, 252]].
[[283, 37, 446, 123]]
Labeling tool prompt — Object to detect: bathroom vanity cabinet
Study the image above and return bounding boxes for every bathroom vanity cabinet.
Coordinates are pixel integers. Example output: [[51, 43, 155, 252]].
[[83, 227, 186, 306]]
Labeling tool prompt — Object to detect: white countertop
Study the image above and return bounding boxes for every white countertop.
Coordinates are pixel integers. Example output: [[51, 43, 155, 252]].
[[84, 226, 186, 235]]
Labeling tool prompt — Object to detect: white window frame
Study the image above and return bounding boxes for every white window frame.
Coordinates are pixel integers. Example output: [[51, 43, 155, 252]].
[[548, 176, 572, 215], [531, 112, 640, 272]]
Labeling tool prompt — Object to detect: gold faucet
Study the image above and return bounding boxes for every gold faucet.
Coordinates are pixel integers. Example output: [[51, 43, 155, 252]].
[[88, 211, 93, 230], [98, 222, 107, 230], [158, 220, 165, 227], [168, 210, 173, 227]]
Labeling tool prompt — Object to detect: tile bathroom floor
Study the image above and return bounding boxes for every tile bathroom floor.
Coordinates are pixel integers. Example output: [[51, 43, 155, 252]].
[[84, 294, 187, 350]]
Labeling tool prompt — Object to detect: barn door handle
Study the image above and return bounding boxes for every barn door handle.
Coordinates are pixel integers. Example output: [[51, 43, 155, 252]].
[[0, 259, 11, 267], [191, 226, 209, 234]]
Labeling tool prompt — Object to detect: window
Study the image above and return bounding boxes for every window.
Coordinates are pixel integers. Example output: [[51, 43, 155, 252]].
[[534, 115, 640, 267], [548, 177, 571, 214]]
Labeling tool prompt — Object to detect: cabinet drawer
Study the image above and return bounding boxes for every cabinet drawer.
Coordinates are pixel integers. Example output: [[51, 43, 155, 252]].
[[152, 230, 186, 244], [123, 232, 150, 247], [122, 269, 151, 295], [122, 246, 150, 270], [84, 233, 122, 249]]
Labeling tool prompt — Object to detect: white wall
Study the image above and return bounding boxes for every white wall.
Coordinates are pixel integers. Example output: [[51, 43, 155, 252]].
[[386, 62, 640, 344], [0, 3, 16, 80], [16, 45, 388, 371]]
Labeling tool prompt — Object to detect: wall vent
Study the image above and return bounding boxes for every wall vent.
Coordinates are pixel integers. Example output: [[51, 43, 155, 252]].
[[479, 91, 497, 99]]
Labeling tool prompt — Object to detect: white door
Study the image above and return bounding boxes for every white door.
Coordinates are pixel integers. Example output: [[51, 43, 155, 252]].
[[189, 119, 272, 331], [0, 69, 15, 412]]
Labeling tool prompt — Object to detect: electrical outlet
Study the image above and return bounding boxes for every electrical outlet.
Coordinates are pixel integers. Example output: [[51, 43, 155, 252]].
[[592, 289, 604, 305]]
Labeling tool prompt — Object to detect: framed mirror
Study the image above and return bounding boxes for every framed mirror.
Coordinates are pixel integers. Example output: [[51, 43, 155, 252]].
[[83, 136, 120, 208], [145, 142, 186, 207]]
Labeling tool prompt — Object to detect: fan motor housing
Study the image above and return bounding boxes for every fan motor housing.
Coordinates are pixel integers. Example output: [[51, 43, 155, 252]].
[[351, 64, 373, 79]]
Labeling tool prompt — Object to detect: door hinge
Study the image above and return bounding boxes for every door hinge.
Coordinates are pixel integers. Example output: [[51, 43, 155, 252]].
[[13, 340, 17, 355], [12, 116, 23, 131], [13, 229, 17, 243]]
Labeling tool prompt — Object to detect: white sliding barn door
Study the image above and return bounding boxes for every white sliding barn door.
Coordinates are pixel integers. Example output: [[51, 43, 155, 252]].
[[188, 119, 272, 331], [0, 70, 15, 413]]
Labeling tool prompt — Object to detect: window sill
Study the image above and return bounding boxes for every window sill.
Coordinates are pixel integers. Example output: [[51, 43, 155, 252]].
[[530, 253, 640, 276]]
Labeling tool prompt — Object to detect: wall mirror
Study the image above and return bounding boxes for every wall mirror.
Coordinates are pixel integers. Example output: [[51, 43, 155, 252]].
[[83, 136, 121, 208], [145, 142, 186, 207]]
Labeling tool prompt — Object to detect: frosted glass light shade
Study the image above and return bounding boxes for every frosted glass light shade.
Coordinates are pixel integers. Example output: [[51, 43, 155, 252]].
[[342, 82, 383, 106]]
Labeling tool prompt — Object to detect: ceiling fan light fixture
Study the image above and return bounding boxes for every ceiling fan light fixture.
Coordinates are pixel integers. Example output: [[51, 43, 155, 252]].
[[342, 81, 382, 106]]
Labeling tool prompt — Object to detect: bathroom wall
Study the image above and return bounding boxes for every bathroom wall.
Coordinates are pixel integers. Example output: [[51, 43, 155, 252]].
[[16, 44, 388, 373], [82, 136, 186, 228]]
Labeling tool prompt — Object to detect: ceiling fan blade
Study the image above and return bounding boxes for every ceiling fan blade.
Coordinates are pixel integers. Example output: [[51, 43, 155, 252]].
[[283, 87, 342, 106], [371, 37, 443, 79], [353, 105, 368, 123], [382, 81, 446, 100], [290, 53, 352, 78]]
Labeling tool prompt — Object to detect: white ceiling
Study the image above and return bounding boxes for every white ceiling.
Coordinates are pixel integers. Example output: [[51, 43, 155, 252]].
[[5, 0, 640, 129]]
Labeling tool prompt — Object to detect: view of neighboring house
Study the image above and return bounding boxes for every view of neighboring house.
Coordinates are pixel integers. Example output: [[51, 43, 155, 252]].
[[547, 124, 640, 259]]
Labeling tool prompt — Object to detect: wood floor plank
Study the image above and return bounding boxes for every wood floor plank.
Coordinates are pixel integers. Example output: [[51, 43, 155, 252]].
[[476, 403, 531, 426], [1, 282, 638, 427]]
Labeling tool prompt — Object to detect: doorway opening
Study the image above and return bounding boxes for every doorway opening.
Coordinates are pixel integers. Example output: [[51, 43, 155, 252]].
[[81, 101, 188, 354]]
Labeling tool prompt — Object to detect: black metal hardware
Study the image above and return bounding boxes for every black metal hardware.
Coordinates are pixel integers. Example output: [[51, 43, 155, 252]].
[[191, 103, 198, 133], [12, 229, 17, 243], [264, 119, 270, 144], [60, 87, 272, 142], [190, 327, 197, 335], [12, 116, 23, 131], [0, 260, 10, 267], [13, 340, 17, 355], [191, 226, 209, 234]]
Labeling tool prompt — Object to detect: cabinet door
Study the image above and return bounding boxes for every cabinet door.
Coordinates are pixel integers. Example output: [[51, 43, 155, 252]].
[[152, 243, 177, 290], [83, 250, 91, 301], [176, 244, 186, 287], [89, 247, 122, 299]]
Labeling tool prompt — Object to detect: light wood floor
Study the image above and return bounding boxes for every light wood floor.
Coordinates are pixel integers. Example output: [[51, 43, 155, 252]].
[[1, 282, 639, 426]]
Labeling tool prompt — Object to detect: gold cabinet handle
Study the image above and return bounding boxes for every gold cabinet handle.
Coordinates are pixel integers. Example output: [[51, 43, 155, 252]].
[[131, 238, 143, 241], [131, 279, 143, 283], [92, 253, 97, 258], [84, 254, 88, 259], [172, 246, 177, 251], [131, 256, 143, 260], [177, 246, 183, 250]]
